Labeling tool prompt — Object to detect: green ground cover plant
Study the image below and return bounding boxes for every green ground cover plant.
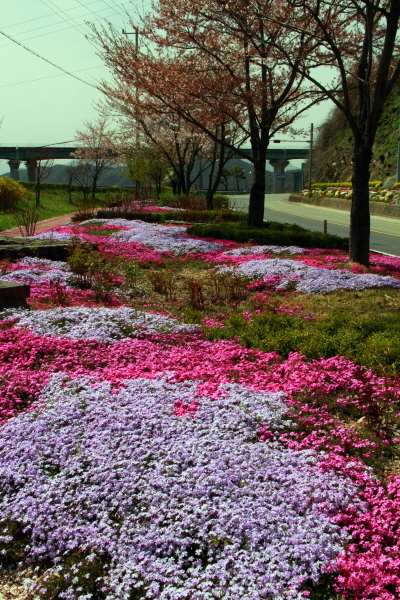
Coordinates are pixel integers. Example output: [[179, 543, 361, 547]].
[[39, 231, 399, 374], [189, 221, 349, 250]]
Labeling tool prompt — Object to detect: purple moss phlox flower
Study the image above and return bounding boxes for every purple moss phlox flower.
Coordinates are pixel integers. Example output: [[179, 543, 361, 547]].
[[222, 245, 306, 256], [220, 258, 400, 294], [111, 220, 224, 255], [0, 375, 360, 600], [4, 306, 197, 342], [1, 257, 71, 286]]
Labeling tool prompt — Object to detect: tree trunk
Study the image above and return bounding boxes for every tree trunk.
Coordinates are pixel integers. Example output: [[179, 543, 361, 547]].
[[92, 172, 99, 198], [206, 156, 228, 210], [178, 165, 186, 194], [350, 144, 372, 266], [247, 158, 266, 227], [35, 185, 40, 209]]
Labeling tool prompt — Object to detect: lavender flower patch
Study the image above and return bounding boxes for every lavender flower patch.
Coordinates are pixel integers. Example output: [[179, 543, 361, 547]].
[[221, 258, 400, 294], [111, 220, 224, 255], [32, 230, 75, 241], [222, 245, 306, 256], [0, 375, 358, 600], [29, 219, 223, 255], [79, 218, 134, 228], [0, 257, 71, 286], [8, 306, 197, 342], [102, 205, 185, 212]]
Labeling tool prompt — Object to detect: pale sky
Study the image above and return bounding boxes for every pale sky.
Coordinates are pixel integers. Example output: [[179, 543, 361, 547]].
[[1, 0, 332, 172]]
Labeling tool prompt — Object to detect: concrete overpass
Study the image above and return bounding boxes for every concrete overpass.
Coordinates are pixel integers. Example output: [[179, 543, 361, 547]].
[[0, 147, 77, 182], [1, 145, 310, 191], [234, 147, 309, 193]]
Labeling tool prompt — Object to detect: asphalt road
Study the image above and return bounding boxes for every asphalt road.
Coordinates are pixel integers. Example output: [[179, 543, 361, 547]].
[[229, 193, 400, 257]]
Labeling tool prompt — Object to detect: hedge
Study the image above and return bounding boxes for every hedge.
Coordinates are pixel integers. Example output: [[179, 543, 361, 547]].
[[188, 222, 349, 250], [311, 181, 382, 190], [19, 182, 135, 194]]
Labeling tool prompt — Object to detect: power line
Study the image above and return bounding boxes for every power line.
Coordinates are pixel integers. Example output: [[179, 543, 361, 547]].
[[0, 10, 118, 50], [0, 1, 147, 49], [38, 0, 88, 36], [99, 0, 126, 18], [1, 0, 103, 30], [0, 5, 110, 41], [0, 30, 100, 90], [0, 65, 104, 88]]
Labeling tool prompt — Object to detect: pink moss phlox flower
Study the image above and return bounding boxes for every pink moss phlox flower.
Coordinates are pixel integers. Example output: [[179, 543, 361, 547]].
[[333, 475, 400, 599], [202, 316, 227, 328]]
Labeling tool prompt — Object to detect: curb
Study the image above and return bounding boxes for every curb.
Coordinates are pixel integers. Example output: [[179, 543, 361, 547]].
[[288, 194, 400, 219]]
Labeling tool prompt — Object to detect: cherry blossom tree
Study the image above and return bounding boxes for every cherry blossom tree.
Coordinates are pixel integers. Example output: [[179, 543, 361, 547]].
[[100, 87, 240, 205], [231, 0, 400, 265], [90, 0, 322, 225], [73, 117, 123, 197]]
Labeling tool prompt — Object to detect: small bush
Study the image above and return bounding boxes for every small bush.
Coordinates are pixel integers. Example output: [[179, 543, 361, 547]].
[[188, 222, 349, 250], [67, 242, 118, 301], [165, 193, 229, 211], [11, 205, 41, 236], [0, 177, 27, 210]]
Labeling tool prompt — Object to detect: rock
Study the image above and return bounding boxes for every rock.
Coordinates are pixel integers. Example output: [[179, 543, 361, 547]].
[[0, 238, 72, 261], [382, 175, 397, 189], [0, 281, 30, 309]]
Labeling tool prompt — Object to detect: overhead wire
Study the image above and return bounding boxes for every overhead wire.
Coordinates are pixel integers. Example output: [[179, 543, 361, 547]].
[[0, 30, 100, 90], [38, 0, 89, 36], [0, 1, 152, 49], [1, 0, 103, 30], [0, 5, 110, 39], [0, 65, 105, 88], [0, 2, 154, 89]]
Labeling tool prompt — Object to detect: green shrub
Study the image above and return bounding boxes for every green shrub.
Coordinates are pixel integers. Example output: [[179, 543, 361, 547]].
[[19, 181, 134, 194], [158, 185, 175, 203], [0, 177, 27, 210], [213, 194, 230, 209], [165, 209, 246, 223], [188, 222, 349, 250], [311, 181, 382, 190], [202, 311, 400, 371]]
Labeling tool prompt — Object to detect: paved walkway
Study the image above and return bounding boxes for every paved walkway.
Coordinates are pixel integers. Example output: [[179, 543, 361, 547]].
[[0, 213, 76, 238]]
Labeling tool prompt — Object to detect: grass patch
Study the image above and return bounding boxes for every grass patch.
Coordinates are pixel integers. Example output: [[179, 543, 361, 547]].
[[0, 189, 113, 232], [110, 257, 400, 372]]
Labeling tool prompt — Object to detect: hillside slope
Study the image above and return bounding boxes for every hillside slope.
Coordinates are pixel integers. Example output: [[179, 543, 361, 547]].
[[313, 88, 400, 183]]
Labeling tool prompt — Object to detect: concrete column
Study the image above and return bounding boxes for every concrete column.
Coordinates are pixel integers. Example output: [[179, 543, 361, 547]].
[[8, 159, 20, 181], [269, 159, 289, 193], [25, 159, 38, 182]]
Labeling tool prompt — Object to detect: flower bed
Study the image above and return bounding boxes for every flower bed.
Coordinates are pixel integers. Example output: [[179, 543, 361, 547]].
[[0, 220, 400, 599]]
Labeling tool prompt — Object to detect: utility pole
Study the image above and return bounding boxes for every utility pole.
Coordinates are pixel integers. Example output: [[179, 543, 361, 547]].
[[122, 27, 139, 50], [123, 27, 140, 150], [308, 123, 314, 189]]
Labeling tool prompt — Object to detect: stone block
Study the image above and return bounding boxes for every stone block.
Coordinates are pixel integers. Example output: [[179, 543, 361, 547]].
[[0, 281, 30, 309], [0, 238, 72, 261]]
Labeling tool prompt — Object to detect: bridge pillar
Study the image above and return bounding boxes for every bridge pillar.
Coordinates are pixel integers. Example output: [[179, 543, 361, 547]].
[[269, 159, 289, 193], [25, 159, 38, 182], [7, 159, 20, 181]]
